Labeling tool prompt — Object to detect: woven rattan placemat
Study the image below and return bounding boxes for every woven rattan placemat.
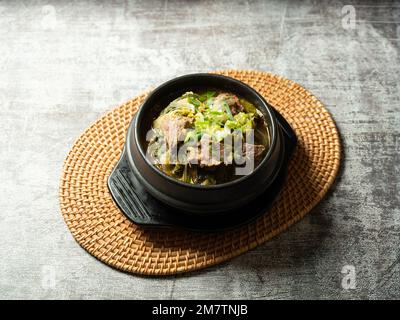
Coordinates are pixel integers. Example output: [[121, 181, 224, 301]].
[[59, 70, 341, 275]]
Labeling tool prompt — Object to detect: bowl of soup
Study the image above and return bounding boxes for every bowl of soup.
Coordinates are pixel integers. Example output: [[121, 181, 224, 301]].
[[124, 73, 293, 214]]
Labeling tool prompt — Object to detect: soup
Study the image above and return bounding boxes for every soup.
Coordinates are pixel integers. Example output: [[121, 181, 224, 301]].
[[146, 90, 270, 185]]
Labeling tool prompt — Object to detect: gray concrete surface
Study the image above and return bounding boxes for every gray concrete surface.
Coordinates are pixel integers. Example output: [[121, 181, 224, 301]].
[[0, 0, 399, 300]]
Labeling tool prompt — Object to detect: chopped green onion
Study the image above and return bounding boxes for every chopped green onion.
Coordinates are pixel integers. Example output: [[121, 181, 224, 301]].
[[205, 91, 216, 98], [188, 96, 201, 108], [223, 101, 234, 120]]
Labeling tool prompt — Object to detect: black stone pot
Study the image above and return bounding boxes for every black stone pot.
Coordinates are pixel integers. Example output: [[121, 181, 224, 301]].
[[108, 74, 297, 230]]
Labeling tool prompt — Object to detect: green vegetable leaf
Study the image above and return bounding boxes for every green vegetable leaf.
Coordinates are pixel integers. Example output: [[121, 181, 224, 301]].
[[223, 101, 234, 120], [240, 99, 256, 113], [198, 91, 216, 102], [209, 110, 223, 115], [225, 120, 238, 129], [188, 96, 201, 108], [205, 91, 216, 98], [184, 130, 197, 143]]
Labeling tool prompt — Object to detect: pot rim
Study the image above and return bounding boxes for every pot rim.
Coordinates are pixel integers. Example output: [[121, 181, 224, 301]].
[[132, 73, 278, 190]]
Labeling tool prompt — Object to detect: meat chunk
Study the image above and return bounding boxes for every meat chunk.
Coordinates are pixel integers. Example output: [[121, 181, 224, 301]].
[[243, 143, 265, 161], [214, 93, 244, 115], [185, 142, 265, 166], [185, 142, 223, 167], [154, 114, 193, 148]]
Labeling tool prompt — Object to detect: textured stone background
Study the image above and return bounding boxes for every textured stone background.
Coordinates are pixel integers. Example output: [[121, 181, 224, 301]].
[[0, 0, 399, 299]]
